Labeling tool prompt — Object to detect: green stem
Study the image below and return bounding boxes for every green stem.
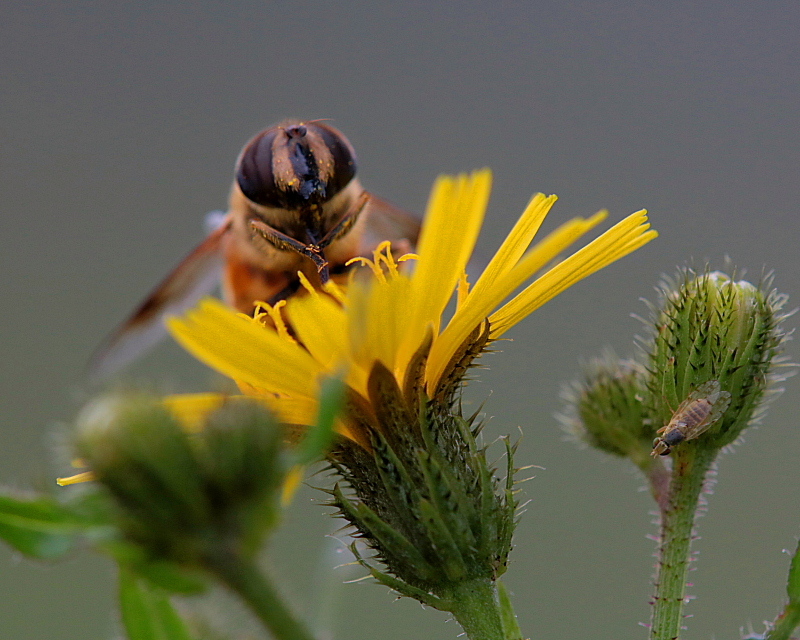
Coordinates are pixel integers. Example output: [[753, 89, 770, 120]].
[[446, 577, 517, 640], [650, 446, 716, 640], [206, 549, 318, 640]]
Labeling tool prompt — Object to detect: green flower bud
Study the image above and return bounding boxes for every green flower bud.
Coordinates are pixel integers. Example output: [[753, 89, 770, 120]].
[[646, 269, 789, 452], [75, 394, 287, 566], [327, 361, 517, 608], [559, 353, 653, 465]]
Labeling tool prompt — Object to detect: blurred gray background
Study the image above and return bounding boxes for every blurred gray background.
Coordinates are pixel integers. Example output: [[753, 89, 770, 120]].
[[2, 1, 799, 638]]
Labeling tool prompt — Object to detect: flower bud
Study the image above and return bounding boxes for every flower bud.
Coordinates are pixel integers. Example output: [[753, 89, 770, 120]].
[[560, 354, 653, 465], [75, 394, 287, 566], [327, 362, 517, 604], [646, 269, 789, 451]]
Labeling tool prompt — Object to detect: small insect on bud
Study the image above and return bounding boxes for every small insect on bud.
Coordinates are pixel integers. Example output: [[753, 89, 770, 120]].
[[647, 269, 790, 453], [559, 354, 653, 465], [74, 394, 288, 566], [650, 380, 730, 456]]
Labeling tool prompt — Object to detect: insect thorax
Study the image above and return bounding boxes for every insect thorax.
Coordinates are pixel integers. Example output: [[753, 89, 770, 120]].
[[661, 428, 687, 447]]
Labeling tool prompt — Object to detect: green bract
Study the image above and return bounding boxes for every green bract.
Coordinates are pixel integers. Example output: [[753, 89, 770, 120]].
[[647, 270, 789, 450], [560, 354, 652, 464], [327, 358, 518, 608]]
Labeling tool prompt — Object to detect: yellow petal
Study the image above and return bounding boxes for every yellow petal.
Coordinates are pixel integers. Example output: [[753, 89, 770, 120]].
[[352, 274, 414, 383], [56, 471, 96, 486], [162, 393, 229, 432], [233, 384, 321, 427], [167, 298, 321, 398], [281, 465, 305, 505], [286, 293, 348, 372], [271, 397, 320, 428], [427, 209, 605, 391], [489, 210, 657, 335], [400, 170, 492, 369], [469, 193, 557, 296], [504, 211, 608, 287]]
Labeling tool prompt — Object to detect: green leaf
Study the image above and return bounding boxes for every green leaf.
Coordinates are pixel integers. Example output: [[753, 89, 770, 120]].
[[0, 493, 85, 559], [497, 580, 523, 640], [296, 375, 344, 464], [118, 565, 195, 640]]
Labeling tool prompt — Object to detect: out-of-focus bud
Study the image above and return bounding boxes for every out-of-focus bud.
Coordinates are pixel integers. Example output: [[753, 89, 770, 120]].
[[646, 269, 790, 452], [75, 394, 287, 566], [559, 353, 653, 466]]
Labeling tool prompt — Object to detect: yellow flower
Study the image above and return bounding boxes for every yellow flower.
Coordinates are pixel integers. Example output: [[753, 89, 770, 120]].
[[167, 170, 656, 446]]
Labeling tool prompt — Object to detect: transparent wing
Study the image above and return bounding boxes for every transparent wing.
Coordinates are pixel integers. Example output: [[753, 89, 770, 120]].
[[88, 217, 231, 380], [705, 390, 731, 426], [687, 380, 721, 402], [356, 193, 421, 254]]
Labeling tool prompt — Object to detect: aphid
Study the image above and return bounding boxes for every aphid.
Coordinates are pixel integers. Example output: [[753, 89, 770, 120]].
[[651, 380, 731, 456], [90, 120, 420, 377]]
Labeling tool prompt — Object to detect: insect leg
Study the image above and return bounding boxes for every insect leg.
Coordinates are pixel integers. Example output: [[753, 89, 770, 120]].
[[249, 218, 330, 281], [318, 191, 370, 249]]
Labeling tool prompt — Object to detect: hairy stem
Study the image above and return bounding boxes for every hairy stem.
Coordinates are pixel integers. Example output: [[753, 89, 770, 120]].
[[650, 446, 716, 640], [446, 577, 519, 640]]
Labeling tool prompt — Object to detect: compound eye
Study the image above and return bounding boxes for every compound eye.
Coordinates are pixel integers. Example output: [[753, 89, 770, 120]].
[[235, 122, 358, 209], [236, 128, 282, 208], [308, 122, 357, 198]]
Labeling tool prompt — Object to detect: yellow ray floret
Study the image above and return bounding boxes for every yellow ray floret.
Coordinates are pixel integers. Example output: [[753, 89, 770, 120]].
[[168, 300, 322, 399], [166, 169, 657, 441]]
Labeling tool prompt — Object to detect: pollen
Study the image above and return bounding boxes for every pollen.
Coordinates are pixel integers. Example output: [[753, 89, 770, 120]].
[[346, 241, 407, 285], [322, 279, 346, 303], [251, 300, 296, 344], [297, 272, 318, 296], [374, 241, 400, 277]]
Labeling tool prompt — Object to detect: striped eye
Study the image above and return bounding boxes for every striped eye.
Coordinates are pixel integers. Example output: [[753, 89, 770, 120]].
[[236, 121, 357, 209]]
